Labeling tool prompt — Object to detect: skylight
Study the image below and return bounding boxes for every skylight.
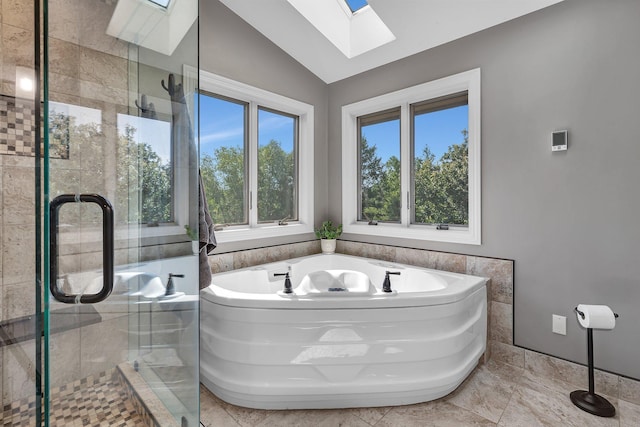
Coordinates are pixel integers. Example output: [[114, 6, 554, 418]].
[[148, 0, 170, 8], [287, 0, 395, 58], [344, 0, 368, 13], [107, 0, 196, 55]]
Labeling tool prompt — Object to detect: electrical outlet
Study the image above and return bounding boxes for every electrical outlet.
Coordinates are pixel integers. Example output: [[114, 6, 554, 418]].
[[552, 314, 566, 335]]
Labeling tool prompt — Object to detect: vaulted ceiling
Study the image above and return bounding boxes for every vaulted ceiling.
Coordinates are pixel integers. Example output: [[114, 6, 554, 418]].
[[219, 0, 565, 83]]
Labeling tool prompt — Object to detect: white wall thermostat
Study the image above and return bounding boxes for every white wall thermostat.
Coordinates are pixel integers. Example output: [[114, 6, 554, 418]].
[[552, 130, 568, 151]]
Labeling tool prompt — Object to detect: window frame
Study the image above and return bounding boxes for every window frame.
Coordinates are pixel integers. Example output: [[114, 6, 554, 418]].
[[197, 70, 314, 243], [198, 91, 250, 226], [116, 111, 176, 226], [357, 107, 402, 224], [410, 91, 469, 226], [341, 68, 481, 245], [256, 105, 299, 224]]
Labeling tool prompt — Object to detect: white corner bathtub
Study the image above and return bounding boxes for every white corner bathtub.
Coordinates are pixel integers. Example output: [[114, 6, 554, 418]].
[[200, 253, 487, 409]]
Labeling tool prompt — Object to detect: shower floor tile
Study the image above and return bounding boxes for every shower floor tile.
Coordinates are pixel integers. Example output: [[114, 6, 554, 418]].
[[2, 370, 146, 427]]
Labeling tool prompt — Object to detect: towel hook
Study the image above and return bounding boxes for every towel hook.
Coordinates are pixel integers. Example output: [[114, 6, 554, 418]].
[[134, 94, 157, 119]]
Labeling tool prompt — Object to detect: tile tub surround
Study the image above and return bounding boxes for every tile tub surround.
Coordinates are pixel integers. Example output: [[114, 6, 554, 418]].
[[207, 240, 321, 274]]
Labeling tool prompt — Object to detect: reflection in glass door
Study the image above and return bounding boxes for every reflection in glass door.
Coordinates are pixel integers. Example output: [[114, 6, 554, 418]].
[[44, 0, 200, 424]]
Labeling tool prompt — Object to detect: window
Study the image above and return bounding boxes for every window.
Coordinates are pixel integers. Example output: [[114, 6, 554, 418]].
[[358, 107, 401, 223], [411, 92, 469, 226], [198, 94, 248, 225], [257, 107, 298, 223], [287, 0, 394, 59], [49, 100, 186, 241], [344, 0, 368, 13], [342, 69, 481, 245], [116, 114, 173, 225], [198, 71, 314, 243], [147, 0, 170, 8]]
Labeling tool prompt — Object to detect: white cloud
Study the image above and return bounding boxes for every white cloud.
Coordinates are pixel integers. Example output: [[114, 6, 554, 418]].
[[200, 127, 244, 145]]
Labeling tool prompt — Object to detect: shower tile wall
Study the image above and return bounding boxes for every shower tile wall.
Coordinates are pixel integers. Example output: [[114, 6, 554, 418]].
[[1, 0, 38, 408], [47, 0, 129, 284], [0, 0, 180, 409]]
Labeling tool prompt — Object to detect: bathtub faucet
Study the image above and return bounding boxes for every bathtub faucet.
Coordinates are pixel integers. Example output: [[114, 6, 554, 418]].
[[382, 271, 401, 293], [274, 272, 293, 294], [165, 273, 184, 296]]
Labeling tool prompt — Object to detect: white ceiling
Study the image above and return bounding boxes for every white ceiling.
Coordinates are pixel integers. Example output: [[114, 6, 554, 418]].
[[218, 0, 565, 84]]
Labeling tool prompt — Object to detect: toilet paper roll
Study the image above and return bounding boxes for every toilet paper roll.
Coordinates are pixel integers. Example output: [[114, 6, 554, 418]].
[[576, 304, 616, 330]]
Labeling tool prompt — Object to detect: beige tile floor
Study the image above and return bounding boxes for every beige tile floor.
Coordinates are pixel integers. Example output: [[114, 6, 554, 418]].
[[199, 360, 640, 427]]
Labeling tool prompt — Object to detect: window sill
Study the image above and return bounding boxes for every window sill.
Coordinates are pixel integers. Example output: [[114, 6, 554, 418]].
[[343, 222, 481, 246], [214, 222, 314, 243]]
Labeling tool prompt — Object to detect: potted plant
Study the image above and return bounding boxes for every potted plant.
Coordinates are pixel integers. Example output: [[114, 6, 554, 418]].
[[315, 220, 342, 254], [185, 225, 199, 254]]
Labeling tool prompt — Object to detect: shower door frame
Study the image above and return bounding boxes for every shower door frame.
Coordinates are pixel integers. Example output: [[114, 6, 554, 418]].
[[40, 0, 201, 424]]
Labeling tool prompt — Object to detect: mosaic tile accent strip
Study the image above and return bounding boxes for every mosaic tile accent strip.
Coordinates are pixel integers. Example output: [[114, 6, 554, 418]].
[[2, 369, 146, 426], [0, 94, 69, 159], [0, 95, 35, 157]]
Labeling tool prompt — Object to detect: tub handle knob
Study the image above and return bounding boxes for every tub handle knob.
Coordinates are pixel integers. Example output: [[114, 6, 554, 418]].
[[383, 271, 401, 293], [274, 272, 293, 294], [166, 273, 185, 296]]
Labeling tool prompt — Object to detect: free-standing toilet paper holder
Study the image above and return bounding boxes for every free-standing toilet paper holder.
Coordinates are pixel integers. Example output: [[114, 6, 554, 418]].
[[571, 306, 619, 417]]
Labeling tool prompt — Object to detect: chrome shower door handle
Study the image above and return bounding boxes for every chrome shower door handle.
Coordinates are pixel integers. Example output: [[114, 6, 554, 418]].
[[50, 194, 114, 304]]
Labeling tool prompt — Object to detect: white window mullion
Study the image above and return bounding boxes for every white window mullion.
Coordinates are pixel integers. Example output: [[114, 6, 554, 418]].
[[400, 103, 411, 227], [467, 70, 482, 244], [342, 110, 358, 227], [248, 101, 259, 227]]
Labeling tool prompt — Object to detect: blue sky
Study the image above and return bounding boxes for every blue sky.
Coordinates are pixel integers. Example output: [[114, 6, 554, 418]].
[[344, 0, 368, 12], [55, 95, 466, 169], [51, 101, 174, 164], [198, 94, 245, 158], [362, 105, 468, 163], [198, 94, 294, 158], [198, 93, 467, 164], [117, 113, 171, 163], [258, 109, 294, 152]]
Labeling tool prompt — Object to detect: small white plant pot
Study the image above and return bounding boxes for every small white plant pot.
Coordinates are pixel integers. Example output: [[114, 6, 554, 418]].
[[320, 239, 337, 254], [192, 241, 200, 255]]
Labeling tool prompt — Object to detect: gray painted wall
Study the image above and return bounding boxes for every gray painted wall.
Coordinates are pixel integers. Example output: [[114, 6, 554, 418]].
[[200, 0, 329, 252], [327, 0, 640, 379], [203, 0, 640, 379]]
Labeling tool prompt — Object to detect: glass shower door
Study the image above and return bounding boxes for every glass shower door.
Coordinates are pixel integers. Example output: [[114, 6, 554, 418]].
[[44, 0, 200, 425]]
